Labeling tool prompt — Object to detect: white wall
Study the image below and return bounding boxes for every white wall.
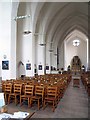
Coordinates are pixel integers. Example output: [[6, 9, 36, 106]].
[[51, 42, 57, 69], [46, 47, 51, 74], [23, 34, 34, 77], [11, 2, 19, 79], [37, 37, 46, 75], [17, 3, 34, 78], [65, 39, 87, 69], [0, 2, 12, 80], [77, 40, 87, 67], [16, 2, 39, 78], [59, 42, 64, 69]]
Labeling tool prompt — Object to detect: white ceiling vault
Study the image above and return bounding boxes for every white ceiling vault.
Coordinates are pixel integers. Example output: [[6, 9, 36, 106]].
[[17, 1, 88, 49]]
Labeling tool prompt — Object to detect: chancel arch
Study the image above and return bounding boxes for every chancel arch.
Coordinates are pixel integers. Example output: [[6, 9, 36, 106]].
[[64, 29, 88, 71]]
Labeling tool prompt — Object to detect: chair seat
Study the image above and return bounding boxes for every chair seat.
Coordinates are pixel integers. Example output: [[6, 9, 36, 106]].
[[20, 84, 34, 107], [21, 95, 33, 98], [30, 86, 44, 110], [43, 86, 58, 112], [9, 93, 20, 96], [4, 92, 10, 94], [45, 97, 56, 101], [8, 83, 22, 105], [31, 95, 42, 100], [3, 83, 12, 104]]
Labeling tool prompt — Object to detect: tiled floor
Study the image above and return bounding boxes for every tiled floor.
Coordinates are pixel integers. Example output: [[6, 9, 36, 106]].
[[7, 78, 88, 118]]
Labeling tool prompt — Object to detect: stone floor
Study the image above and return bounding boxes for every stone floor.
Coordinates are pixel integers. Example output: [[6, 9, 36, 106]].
[[7, 78, 88, 118]]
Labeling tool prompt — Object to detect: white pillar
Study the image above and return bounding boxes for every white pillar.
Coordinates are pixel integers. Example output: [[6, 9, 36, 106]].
[[52, 44, 57, 70], [11, 2, 19, 79], [37, 45, 46, 75], [37, 35, 46, 75], [0, 2, 12, 80], [46, 48, 51, 74]]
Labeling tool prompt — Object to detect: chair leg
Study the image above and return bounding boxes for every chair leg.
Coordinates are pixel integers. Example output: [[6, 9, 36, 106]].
[[38, 99, 40, 110], [6, 94, 9, 104], [20, 96, 22, 106], [43, 100, 46, 109], [42, 100, 44, 107], [8, 95, 10, 104], [28, 97, 30, 107], [15, 95, 17, 105], [52, 101, 55, 112], [4, 94, 7, 104], [30, 98, 32, 107]]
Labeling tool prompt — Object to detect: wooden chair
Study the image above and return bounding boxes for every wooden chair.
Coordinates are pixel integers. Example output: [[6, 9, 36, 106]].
[[43, 86, 58, 112], [8, 83, 22, 105], [4, 83, 12, 104], [20, 84, 34, 107], [30, 85, 44, 110]]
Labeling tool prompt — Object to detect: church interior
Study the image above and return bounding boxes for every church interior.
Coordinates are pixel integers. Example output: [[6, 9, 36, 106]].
[[0, 1, 90, 119]]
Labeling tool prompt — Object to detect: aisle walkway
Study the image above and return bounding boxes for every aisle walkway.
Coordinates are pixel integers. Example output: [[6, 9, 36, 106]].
[[31, 79, 88, 118]]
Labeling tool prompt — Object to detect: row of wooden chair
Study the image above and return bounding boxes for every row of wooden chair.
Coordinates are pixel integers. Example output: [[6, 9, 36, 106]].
[[2, 73, 72, 111], [81, 72, 90, 96], [2, 73, 71, 87], [4, 82, 63, 111]]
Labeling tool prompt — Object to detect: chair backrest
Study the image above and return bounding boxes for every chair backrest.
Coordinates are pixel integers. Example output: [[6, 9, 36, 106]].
[[22, 83, 27, 94], [4, 83, 12, 93], [35, 86, 44, 101], [46, 86, 57, 98], [25, 85, 34, 96], [14, 84, 22, 94]]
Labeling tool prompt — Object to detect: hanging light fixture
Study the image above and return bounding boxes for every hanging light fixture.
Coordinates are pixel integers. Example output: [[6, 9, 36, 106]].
[[14, 15, 30, 21], [23, 14, 32, 35], [23, 9, 32, 35], [49, 49, 53, 52], [39, 43, 46, 46], [39, 34, 46, 46], [49, 42, 53, 53], [23, 30, 31, 35], [14, 14, 31, 34]]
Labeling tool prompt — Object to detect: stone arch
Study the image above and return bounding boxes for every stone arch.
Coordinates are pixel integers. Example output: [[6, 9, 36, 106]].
[[64, 29, 88, 71]]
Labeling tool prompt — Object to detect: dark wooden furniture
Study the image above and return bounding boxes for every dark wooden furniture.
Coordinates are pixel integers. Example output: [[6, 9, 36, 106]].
[[43, 86, 58, 112], [20, 84, 34, 107], [73, 78, 80, 87], [8, 84, 22, 105], [30, 85, 44, 110], [4, 83, 12, 104]]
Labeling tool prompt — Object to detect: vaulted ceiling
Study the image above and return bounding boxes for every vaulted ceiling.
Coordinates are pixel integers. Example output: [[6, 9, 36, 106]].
[[18, 2, 88, 48]]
